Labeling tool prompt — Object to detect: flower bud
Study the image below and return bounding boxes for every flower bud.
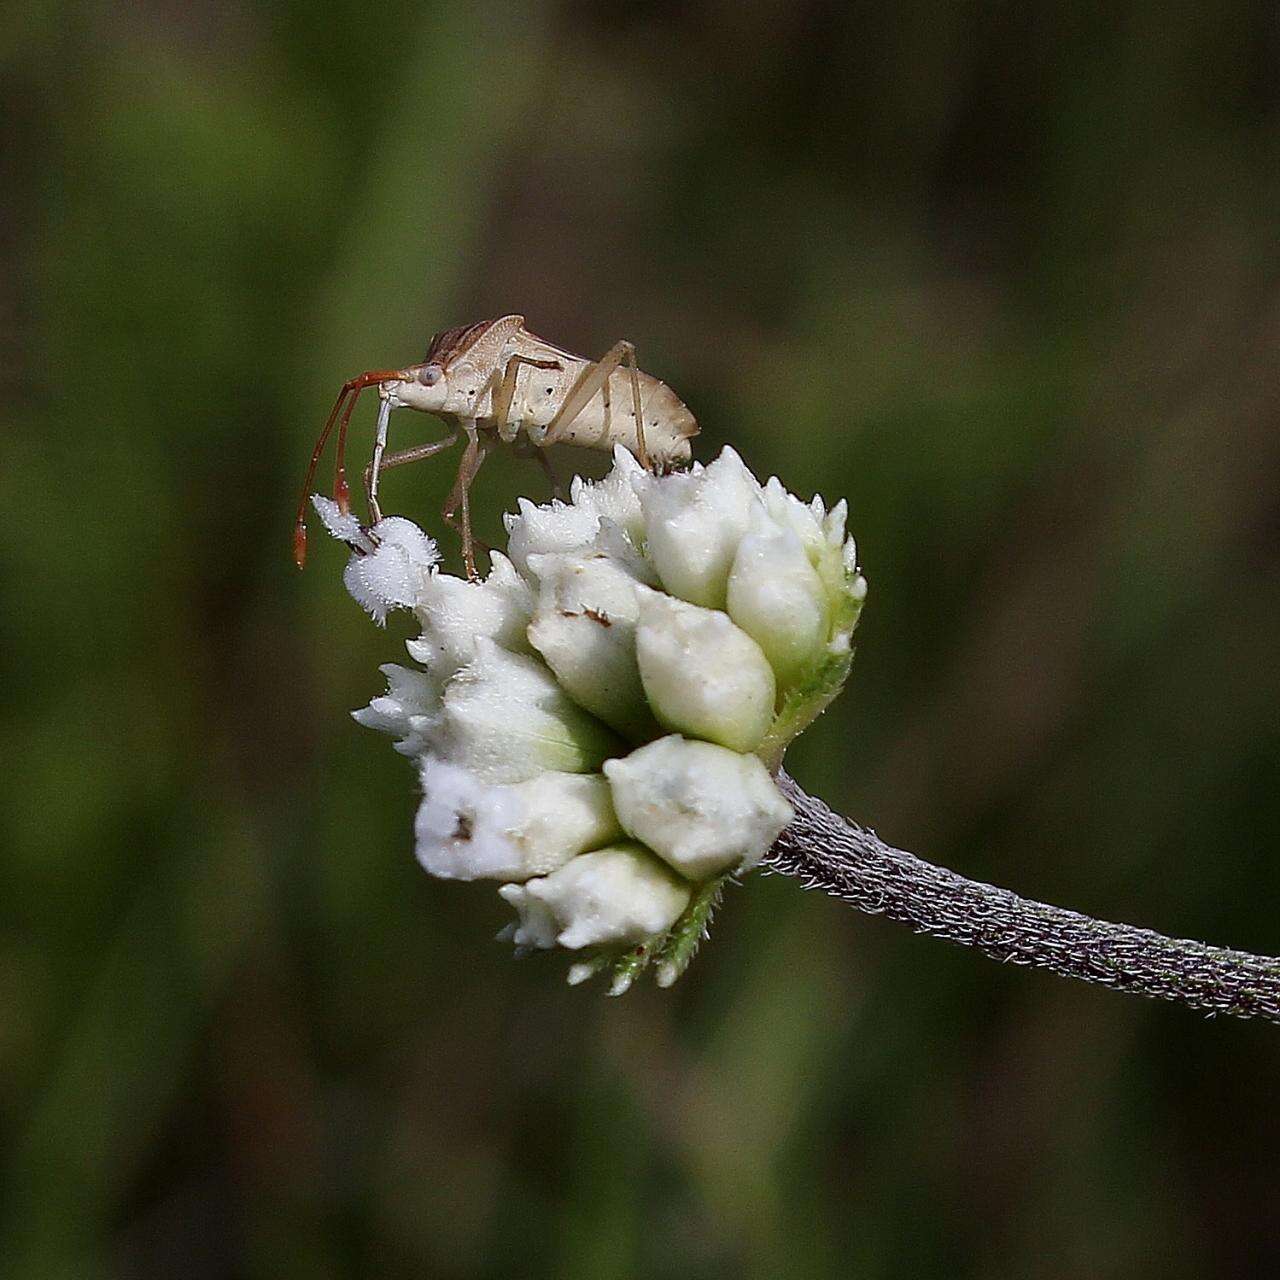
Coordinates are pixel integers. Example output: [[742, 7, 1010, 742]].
[[760, 478, 866, 646], [503, 497, 601, 579], [311, 493, 376, 552], [726, 508, 829, 688], [603, 735, 793, 878], [638, 445, 761, 608], [436, 639, 623, 782], [415, 760, 621, 881], [352, 663, 440, 757], [567, 446, 648, 545], [504, 447, 647, 575], [525, 532, 660, 741], [314, 498, 440, 624], [635, 588, 776, 752], [404, 551, 533, 687], [498, 843, 691, 950]]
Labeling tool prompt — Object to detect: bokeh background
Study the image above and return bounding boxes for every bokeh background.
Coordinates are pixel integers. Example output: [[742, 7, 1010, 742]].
[[5, 1, 1280, 1276]]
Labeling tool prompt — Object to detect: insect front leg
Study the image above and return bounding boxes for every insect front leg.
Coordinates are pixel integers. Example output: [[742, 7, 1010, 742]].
[[363, 429, 460, 524], [546, 340, 651, 470]]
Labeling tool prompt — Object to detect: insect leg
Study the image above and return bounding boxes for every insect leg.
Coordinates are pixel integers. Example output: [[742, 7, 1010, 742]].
[[620, 342, 650, 470], [493, 354, 562, 442], [366, 395, 392, 522], [511, 436, 566, 501], [546, 341, 650, 468], [535, 447, 566, 501], [362, 430, 460, 524], [441, 422, 491, 580]]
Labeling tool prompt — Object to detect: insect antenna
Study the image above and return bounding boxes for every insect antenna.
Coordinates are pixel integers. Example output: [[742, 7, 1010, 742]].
[[293, 369, 404, 569]]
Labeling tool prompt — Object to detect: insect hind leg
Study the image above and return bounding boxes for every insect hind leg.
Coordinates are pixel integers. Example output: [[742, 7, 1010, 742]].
[[545, 339, 651, 470]]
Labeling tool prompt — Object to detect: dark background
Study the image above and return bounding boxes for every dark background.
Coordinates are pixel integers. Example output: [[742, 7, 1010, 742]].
[[4, 2, 1280, 1276]]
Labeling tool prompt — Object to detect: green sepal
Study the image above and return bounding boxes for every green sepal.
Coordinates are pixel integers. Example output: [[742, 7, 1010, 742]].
[[757, 566, 864, 771], [607, 940, 658, 996], [652, 873, 729, 988], [564, 872, 731, 994]]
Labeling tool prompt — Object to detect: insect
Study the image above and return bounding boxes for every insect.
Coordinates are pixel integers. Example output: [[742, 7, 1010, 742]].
[[293, 315, 699, 577]]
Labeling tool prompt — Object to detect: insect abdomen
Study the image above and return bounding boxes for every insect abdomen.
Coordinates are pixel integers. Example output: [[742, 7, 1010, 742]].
[[544, 368, 697, 464]]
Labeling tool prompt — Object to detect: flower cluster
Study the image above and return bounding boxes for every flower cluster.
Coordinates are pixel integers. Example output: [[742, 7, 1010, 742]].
[[315, 446, 865, 991]]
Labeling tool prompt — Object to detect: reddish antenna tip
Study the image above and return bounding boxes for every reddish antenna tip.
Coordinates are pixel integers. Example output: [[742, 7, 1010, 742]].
[[293, 523, 308, 570]]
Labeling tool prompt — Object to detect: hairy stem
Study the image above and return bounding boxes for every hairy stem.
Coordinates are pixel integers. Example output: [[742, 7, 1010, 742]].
[[764, 772, 1280, 1024]]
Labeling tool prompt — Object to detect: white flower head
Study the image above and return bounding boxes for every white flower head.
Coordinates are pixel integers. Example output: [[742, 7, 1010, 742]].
[[352, 663, 440, 757], [760, 477, 865, 651], [405, 551, 534, 688], [568, 445, 648, 544], [525, 527, 660, 741], [435, 638, 622, 783], [726, 507, 830, 688], [503, 497, 601, 579], [324, 442, 865, 991], [503, 447, 648, 576]]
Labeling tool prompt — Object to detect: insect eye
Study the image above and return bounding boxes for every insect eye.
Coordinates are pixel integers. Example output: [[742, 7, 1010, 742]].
[[418, 364, 442, 387]]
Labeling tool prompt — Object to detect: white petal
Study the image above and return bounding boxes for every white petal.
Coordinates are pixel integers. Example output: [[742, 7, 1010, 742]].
[[635, 588, 776, 753], [604, 735, 793, 878]]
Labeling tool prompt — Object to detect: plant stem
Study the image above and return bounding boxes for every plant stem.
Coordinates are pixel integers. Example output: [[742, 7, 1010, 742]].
[[764, 772, 1280, 1024]]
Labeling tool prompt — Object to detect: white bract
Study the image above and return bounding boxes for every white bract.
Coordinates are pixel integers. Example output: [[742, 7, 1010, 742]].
[[635, 588, 776, 752], [604, 735, 794, 879], [525, 532, 660, 741], [499, 845, 691, 950], [639, 446, 761, 609], [416, 760, 620, 881], [320, 443, 864, 991], [726, 508, 829, 688]]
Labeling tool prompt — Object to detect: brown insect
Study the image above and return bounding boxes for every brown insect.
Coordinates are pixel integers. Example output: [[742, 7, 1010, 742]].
[[294, 315, 698, 577]]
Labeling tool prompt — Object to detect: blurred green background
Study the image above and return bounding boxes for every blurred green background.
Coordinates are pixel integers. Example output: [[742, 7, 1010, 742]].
[[5, 1, 1280, 1276]]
